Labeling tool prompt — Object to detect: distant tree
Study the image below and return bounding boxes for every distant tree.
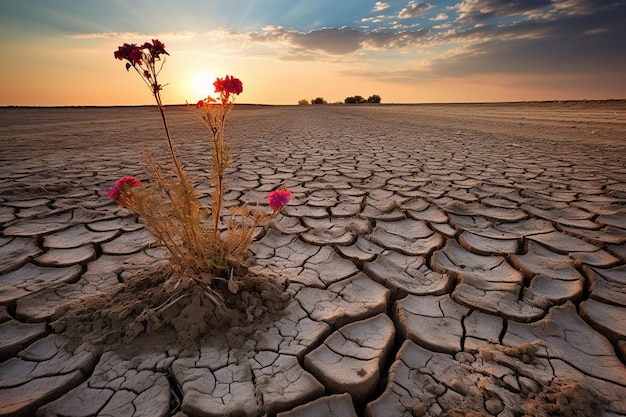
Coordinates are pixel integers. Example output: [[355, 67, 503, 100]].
[[311, 97, 327, 104], [345, 95, 366, 104], [367, 94, 382, 103], [298, 99, 310, 105]]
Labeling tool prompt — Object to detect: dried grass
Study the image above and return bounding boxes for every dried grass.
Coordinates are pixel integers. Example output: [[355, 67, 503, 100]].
[[120, 151, 271, 308]]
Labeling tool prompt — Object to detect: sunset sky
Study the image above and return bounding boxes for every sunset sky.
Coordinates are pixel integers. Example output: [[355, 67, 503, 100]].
[[1, 0, 625, 106]]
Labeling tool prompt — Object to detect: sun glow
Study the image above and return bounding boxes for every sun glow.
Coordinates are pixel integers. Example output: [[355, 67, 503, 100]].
[[190, 71, 220, 100]]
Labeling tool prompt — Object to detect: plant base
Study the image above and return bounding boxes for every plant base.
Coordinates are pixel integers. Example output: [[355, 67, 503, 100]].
[[53, 266, 291, 352]]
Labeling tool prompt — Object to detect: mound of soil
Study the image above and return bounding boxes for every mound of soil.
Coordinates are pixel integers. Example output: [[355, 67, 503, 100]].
[[52, 266, 291, 355]]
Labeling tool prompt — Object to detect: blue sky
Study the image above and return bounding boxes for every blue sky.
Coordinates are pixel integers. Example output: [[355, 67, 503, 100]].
[[1, 0, 625, 105]]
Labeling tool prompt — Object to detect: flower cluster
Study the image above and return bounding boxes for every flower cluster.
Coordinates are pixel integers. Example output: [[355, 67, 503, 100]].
[[214, 75, 243, 98], [114, 39, 170, 98], [114, 40, 169, 71], [196, 75, 243, 109]]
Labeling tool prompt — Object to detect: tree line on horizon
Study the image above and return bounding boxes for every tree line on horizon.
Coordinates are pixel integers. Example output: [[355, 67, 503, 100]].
[[298, 94, 382, 105]]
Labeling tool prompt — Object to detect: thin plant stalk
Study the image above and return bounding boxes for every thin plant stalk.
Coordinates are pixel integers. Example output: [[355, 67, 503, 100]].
[[192, 82, 240, 240], [114, 40, 185, 181], [153, 91, 185, 181]]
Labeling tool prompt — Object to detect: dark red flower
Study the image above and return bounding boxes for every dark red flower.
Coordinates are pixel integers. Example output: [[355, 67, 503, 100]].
[[151, 39, 168, 56], [128, 47, 143, 65], [141, 39, 169, 59], [214, 75, 243, 96], [114, 43, 143, 66]]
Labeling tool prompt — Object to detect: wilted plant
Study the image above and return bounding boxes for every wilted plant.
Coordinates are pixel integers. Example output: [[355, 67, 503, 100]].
[[110, 40, 290, 306]]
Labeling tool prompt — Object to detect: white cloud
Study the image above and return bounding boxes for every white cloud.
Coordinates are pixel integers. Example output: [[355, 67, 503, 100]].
[[391, 22, 409, 30], [431, 13, 449, 21], [373, 2, 390, 11], [361, 16, 385, 23]]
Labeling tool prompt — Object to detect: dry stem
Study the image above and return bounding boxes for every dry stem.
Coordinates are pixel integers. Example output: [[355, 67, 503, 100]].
[[127, 152, 270, 294]]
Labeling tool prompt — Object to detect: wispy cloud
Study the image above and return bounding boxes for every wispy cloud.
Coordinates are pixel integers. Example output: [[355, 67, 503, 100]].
[[553, 0, 609, 16], [456, 0, 552, 23], [68, 31, 195, 40], [399, 2, 433, 19]]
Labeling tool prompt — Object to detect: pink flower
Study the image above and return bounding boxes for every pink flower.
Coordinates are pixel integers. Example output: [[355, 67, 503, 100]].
[[106, 186, 121, 200], [268, 189, 291, 213], [214, 75, 243, 96], [107, 176, 142, 206]]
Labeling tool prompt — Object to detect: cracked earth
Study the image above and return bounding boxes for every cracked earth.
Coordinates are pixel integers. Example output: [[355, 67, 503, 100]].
[[1, 102, 625, 416]]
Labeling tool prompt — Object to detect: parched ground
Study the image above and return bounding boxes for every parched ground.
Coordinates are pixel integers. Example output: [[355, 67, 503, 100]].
[[0, 101, 625, 417]]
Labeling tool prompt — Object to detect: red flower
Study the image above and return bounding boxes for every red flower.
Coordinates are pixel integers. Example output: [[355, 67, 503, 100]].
[[107, 176, 142, 206], [268, 189, 291, 212], [141, 39, 169, 58], [115, 176, 142, 189], [151, 39, 168, 56], [214, 75, 243, 96], [114, 43, 143, 66]]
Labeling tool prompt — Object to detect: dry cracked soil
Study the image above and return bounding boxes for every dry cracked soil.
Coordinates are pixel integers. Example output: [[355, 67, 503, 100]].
[[1, 101, 625, 417]]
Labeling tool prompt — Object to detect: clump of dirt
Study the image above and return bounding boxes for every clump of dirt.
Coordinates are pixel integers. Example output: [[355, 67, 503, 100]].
[[52, 265, 291, 354], [462, 343, 605, 417], [479, 340, 543, 364], [521, 379, 602, 417]]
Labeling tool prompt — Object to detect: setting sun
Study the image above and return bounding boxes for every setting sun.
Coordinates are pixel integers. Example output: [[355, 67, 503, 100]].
[[190, 71, 220, 100]]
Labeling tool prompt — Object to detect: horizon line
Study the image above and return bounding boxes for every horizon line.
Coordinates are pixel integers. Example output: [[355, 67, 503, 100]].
[[2, 98, 626, 109]]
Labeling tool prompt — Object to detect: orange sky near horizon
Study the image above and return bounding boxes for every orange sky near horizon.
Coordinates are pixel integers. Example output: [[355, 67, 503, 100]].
[[1, 1, 625, 106]]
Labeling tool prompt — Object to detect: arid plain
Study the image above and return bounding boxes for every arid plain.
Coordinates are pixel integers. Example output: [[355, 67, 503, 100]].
[[1, 101, 625, 417]]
